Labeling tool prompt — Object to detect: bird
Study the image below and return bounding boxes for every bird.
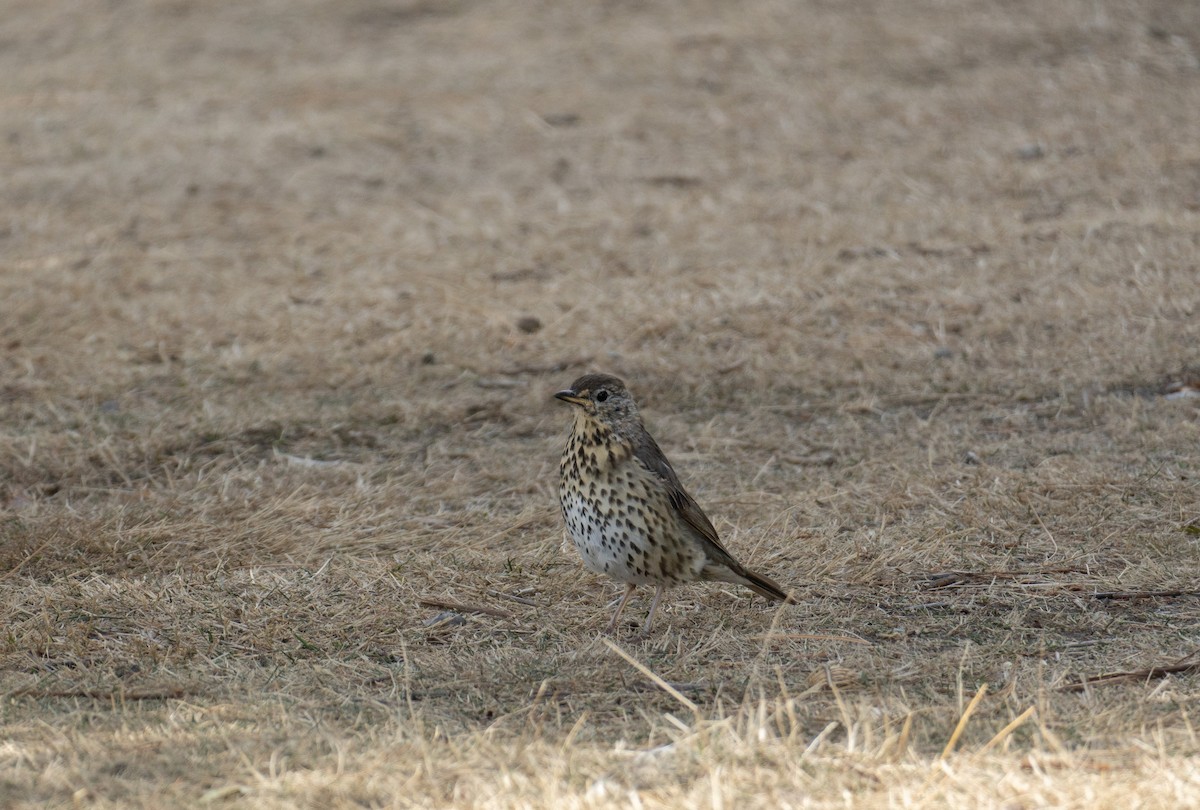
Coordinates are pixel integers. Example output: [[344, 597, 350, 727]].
[[554, 372, 789, 636]]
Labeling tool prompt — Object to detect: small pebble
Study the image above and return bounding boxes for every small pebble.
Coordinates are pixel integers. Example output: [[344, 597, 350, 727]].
[[1016, 143, 1045, 160], [516, 316, 542, 334], [542, 112, 580, 127]]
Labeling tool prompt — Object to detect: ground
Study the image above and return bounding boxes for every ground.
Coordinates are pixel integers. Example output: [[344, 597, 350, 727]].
[[2, 0, 1200, 807]]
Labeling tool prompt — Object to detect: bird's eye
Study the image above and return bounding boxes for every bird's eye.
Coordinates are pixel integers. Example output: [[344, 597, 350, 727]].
[[595, 390, 609, 403]]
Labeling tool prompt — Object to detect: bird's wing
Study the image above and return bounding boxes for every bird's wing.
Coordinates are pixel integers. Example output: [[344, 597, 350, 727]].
[[632, 433, 744, 569]]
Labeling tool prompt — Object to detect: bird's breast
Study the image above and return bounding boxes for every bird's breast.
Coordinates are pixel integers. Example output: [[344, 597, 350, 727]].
[[557, 436, 704, 585]]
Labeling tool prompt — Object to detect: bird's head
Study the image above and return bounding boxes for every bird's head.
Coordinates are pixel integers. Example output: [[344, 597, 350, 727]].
[[554, 373, 640, 428]]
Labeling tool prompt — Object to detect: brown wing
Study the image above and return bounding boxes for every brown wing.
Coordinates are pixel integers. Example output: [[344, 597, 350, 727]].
[[631, 431, 742, 568], [633, 430, 790, 603]]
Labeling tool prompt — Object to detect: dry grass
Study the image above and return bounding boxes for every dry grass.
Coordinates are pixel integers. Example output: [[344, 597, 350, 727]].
[[3, 0, 1200, 806]]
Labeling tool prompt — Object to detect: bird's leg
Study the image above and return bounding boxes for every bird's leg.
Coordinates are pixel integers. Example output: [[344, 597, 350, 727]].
[[604, 584, 637, 635], [637, 584, 666, 639]]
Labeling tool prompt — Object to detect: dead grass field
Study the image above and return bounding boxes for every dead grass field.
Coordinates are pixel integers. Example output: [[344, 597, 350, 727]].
[[3, 0, 1200, 806]]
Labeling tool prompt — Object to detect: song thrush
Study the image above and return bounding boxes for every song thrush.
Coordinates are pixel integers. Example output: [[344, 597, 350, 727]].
[[554, 373, 788, 636]]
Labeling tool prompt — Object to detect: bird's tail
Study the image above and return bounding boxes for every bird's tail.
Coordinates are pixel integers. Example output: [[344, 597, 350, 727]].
[[741, 569, 793, 603], [706, 563, 793, 603]]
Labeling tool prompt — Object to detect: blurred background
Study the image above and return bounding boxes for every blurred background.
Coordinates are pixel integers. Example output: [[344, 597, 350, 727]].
[[2, 1, 1199, 804]]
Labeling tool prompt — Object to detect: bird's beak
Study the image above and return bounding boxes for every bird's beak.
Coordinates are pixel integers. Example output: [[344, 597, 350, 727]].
[[554, 389, 588, 406]]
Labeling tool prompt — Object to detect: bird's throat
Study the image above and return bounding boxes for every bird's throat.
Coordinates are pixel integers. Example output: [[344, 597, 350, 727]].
[[568, 414, 631, 469]]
